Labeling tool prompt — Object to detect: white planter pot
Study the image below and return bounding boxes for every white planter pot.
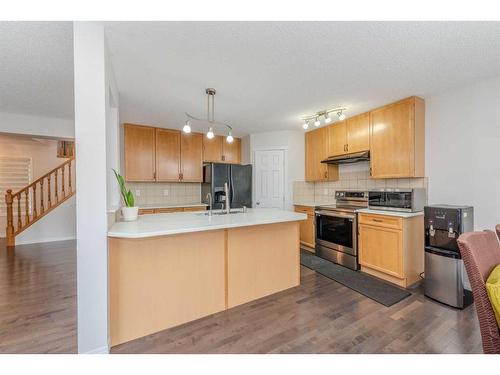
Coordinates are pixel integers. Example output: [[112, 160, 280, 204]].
[[121, 206, 139, 222]]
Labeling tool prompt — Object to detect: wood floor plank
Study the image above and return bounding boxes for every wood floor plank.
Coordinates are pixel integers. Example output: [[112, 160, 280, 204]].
[[0, 238, 77, 354]]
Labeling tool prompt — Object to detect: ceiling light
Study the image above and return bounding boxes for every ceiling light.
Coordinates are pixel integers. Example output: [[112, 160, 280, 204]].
[[226, 132, 234, 143], [207, 127, 215, 139], [314, 118, 321, 127], [302, 120, 309, 130], [324, 113, 332, 124], [337, 111, 346, 121], [182, 120, 192, 133]]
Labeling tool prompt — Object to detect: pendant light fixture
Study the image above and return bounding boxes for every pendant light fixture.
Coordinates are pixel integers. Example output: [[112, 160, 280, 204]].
[[184, 88, 234, 142], [300, 106, 347, 130]]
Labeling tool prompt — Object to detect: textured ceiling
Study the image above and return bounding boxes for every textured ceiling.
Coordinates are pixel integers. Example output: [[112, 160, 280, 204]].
[[104, 21, 500, 136], [2, 22, 500, 136], [0, 22, 74, 119]]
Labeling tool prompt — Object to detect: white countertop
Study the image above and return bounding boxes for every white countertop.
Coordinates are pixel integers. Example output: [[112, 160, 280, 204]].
[[108, 208, 307, 239], [356, 208, 424, 218], [139, 203, 207, 209]]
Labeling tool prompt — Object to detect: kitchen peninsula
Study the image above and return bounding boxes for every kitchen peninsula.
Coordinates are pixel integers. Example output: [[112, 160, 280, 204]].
[[107, 208, 306, 347]]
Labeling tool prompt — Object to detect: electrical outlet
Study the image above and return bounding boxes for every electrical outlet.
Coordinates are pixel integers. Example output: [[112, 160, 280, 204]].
[[163, 189, 169, 196], [135, 190, 141, 197]]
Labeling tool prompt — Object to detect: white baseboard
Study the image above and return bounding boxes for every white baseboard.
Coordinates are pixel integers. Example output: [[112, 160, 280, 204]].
[[13, 236, 76, 245], [83, 345, 109, 354]]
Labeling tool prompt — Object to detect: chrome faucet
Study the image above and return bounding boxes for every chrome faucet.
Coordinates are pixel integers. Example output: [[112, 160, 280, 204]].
[[206, 192, 213, 216], [224, 182, 231, 214]]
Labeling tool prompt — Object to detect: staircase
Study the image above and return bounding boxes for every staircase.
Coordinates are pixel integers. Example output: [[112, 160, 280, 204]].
[[4, 157, 75, 247]]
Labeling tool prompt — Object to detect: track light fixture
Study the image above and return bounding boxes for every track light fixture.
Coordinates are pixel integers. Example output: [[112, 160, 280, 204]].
[[184, 88, 234, 142], [300, 107, 347, 130], [182, 120, 192, 134]]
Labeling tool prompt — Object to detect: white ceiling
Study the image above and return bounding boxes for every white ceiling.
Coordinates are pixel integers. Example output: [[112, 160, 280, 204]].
[[2, 22, 500, 137], [104, 22, 500, 136], [0, 22, 74, 119]]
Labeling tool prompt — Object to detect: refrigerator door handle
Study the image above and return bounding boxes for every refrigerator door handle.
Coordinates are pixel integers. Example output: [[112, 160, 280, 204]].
[[229, 165, 234, 205]]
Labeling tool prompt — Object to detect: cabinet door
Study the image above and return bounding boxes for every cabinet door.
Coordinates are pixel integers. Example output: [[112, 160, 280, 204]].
[[156, 129, 181, 182], [358, 224, 403, 277], [346, 113, 369, 153], [180, 132, 203, 182], [124, 124, 156, 181], [203, 135, 223, 162], [305, 127, 329, 181], [299, 214, 316, 250], [327, 121, 347, 156], [222, 137, 241, 164], [370, 99, 413, 178]]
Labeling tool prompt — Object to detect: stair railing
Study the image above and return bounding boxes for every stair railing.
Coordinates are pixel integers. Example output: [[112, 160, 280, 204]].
[[5, 157, 75, 247]]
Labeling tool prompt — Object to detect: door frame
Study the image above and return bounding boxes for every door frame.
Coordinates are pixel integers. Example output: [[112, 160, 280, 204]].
[[251, 147, 287, 209]]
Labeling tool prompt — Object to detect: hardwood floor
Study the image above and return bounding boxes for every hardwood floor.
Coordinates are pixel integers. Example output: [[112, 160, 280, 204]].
[[0, 237, 482, 354], [0, 238, 77, 353], [112, 266, 482, 354]]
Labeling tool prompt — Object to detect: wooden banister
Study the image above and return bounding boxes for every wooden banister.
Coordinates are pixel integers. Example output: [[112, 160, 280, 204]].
[[4, 157, 75, 248]]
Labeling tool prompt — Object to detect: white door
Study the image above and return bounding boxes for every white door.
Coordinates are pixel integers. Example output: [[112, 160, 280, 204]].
[[254, 150, 285, 209]]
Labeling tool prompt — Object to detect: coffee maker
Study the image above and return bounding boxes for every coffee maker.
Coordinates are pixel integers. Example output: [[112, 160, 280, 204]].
[[424, 204, 474, 309]]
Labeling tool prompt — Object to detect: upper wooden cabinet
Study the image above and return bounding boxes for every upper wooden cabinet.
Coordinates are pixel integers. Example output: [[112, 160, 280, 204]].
[[203, 135, 224, 162], [124, 124, 156, 181], [326, 113, 370, 157], [203, 135, 241, 163], [180, 132, 203, 182], [124, 123, 205, 183], [305, 127, 339, 182], [369, 96, 425, 178], [346, 112, 370, 153], [222, 137, 241, 163], [156, 129, 181, 182], [327, 121, 347, 157]]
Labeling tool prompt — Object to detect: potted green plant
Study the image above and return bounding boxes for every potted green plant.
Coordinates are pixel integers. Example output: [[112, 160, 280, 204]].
[[113, 169, 139, 221]]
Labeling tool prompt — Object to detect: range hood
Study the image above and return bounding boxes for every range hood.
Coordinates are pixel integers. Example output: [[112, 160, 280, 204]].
[[321, 151, 370, 165]]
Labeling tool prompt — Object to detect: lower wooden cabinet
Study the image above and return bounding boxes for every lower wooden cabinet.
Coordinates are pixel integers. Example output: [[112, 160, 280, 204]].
[[358, 212, 423, 288], [294, 205, 315, 251]]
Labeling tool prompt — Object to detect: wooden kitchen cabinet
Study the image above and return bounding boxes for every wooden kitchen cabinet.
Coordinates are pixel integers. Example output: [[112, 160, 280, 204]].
[[327, 121, 347, 156], [294, 205, 315, 251], [346, 112, 370, 153], [305, 127, 339, 182], [203, 135, 241, 163], [124, 124, 156, 181], [369, 96, 425, 178], [203, 135, 224, 162], [222, 137, 241, 163], [156, 128, 181, 182], [358, 212, 424, 288], [180, 132, 203, 182]]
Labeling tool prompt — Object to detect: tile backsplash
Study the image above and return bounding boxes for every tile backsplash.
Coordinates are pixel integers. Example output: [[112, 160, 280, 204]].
[[294, 161, 428, 205], [127, 182, 202, 206]]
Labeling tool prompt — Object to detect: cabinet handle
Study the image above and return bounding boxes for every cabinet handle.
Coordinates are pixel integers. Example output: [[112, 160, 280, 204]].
[[222, 155, 225, 161], [346, 144, 348, 152], [324, 171, 327, 178], [373, 218, 383, 222]]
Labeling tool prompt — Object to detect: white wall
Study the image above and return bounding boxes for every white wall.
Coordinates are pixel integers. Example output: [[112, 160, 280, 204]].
[[0, 111, 74, 139], [0, 135, 76, 244], [74, 22, 112, 354], [426, 75, 500, 230], [249, 131, 304, 210]]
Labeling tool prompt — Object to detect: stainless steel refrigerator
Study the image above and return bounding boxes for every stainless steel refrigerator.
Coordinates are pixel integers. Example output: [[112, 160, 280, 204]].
[[201, 163, 252, 209]]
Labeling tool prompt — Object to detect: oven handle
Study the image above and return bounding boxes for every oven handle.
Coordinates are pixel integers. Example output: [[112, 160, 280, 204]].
[[315, 210, 355, 220]]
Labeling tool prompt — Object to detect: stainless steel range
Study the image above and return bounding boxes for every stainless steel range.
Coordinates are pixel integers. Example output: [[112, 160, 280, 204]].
[[315, 191, 368, 270]]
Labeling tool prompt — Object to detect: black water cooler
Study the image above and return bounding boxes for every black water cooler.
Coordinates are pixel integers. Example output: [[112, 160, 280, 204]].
[[424, 205, 474, 309]]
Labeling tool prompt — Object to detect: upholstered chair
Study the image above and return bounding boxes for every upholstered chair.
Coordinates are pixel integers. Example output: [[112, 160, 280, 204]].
[[457, 230, 500, 354]]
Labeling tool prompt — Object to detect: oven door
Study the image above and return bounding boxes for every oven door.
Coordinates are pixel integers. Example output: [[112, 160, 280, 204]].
[[315, 210, 356, 256]]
